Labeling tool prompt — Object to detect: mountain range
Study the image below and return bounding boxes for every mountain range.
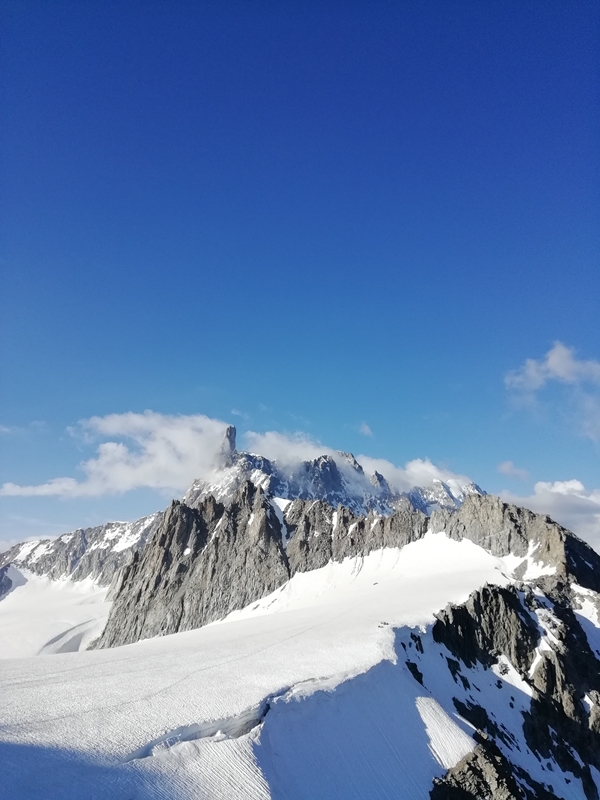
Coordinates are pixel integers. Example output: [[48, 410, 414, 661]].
[[0, 426, 482, 588], [1, 429, 600, 800]]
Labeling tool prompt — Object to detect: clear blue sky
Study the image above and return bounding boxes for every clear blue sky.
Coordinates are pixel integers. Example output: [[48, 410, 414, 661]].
[[1, 1, 599, 545]]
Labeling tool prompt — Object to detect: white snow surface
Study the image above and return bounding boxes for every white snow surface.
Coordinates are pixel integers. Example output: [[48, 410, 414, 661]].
[[572, 583, 600, 659], [0, 567, 110, 658], [499, 541, 557, 581], [0, 532, 579, 799]]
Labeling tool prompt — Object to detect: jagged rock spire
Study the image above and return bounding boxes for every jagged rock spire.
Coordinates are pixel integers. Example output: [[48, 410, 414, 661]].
[[214, 425, 237, 469]]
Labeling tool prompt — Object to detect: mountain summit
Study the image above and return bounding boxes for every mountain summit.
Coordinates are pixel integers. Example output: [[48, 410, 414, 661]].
[[0, 431, 481, 588], [184, 425, 484, 517]]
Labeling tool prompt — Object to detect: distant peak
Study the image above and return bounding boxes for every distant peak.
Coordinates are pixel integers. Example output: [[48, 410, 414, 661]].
[[370, 471, 390, 492], [336, 451, 365, 475]]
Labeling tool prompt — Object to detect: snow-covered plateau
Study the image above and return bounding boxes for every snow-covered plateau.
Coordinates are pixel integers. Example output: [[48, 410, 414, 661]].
[[2, 434, 600, 799]]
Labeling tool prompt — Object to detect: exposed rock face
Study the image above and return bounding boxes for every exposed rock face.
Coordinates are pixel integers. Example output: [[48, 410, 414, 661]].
[[94, 483, 290, 648], [95, 485, 430, 649], [431, 735, 541, 800], [284, 498, 428, 575], [95, 488, 600, 658], [0, 512, 163, 586], [433, 584, 539, 673], [430, 581, 600, 800], [0, 565, 12, 599], [431, 494, 600, 591]]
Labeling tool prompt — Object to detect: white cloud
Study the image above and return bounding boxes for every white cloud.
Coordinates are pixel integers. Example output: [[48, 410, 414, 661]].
[[243, 430, 335, 465], [1, 417, 478, 502], [0, 412, 229, 498], [506, 341, 600, 394], [359, 422, 373, 436], [243, 431, 475, 498], [355, 455, 474, 498], [502, 480, 600, 549], [497, 461, 529, 481], [505, 342, 600, 440]]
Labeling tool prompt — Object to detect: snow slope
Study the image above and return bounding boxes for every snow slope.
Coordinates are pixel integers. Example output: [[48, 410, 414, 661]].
[[0, 567, 109, 659], [0, 533, 524, 799]]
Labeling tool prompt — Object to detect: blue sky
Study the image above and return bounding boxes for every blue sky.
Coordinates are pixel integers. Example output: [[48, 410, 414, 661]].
[[1, 1, 599, 547]]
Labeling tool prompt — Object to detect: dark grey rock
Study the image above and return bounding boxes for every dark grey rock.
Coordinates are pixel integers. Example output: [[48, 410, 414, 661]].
[[284, 497, 428, 575], [433, 582, 600, 800], [284, 499, 337, 573], [433, 584, 539, 674], [431, 494, 600, 591], [216, 425, 237, 468], [0, 565, 12, 599], [522, 588, 600, 798], [431, 734, 560, 800], [94, 482, 290, 649], [94, 482, 430, 648]]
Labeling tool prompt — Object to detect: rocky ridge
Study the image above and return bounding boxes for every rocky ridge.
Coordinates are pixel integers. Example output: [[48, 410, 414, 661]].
[[93, 482, 600, 797], [94, 481, 432, 648], [183, 426, 484, 516], [414, 576, 600, 799], [94, 486, 600, 650], [0, 512, 163, 587], [0, 427, 482, 589]]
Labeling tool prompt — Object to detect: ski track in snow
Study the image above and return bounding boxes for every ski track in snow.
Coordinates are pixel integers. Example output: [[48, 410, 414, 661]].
[[0, 531, 570, 799]]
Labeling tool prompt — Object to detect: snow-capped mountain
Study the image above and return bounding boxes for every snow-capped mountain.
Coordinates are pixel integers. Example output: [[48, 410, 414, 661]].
[[94, 485, 600, 649], [3, 481, 600, 799], [0, 425, 482, 588], [183, 425, 484, 516], [0, 512, 163, 588], [5, 426, 600, 799]]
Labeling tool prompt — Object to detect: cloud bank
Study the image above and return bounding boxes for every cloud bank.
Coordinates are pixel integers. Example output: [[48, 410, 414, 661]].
[[0, 412, 228, 497], [243, 430, 336, 465], [356, 454, 475, 497], [2, 414, 474, 501]]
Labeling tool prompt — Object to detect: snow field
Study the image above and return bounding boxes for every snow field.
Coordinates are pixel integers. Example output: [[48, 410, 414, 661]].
[[0, 567, 110, 659], [0, 532, 559, 799]]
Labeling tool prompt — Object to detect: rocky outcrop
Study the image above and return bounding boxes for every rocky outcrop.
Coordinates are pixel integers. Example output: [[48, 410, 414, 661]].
[[432, 581, 600, 800], [0, 512, 163, 586], [95, 485, 431, 648], [285, 497, 428, 575], [94, 483, 290, 648], [94, 487, 600, 655], [433, 584, 539, 674], [431, 494, 600, 591], [431, 734, 561, 800], [0, 565, 12, 599]]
